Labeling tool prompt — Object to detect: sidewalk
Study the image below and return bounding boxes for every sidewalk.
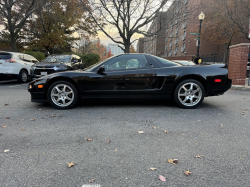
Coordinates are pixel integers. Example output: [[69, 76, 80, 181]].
[[231, 78, 250, 90]]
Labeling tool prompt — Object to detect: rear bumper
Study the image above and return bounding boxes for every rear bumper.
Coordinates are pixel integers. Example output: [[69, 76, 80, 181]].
[[207, 79, 232, 96]]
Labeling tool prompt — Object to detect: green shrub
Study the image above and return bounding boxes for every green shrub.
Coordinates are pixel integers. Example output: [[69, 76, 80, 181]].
[[80, 53, 100, 67], [24, 51, 45, 61]]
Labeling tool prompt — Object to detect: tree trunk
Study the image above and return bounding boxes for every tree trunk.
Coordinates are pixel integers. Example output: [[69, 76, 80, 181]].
[[10, 33, 18, 52], [124, 42, 130, 54], [45, 46, 53, 55]]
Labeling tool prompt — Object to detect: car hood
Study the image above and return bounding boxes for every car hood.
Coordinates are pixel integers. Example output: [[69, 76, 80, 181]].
[[34, 62, 65, 67]]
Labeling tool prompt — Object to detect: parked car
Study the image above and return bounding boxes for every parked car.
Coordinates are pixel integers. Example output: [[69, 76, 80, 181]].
[[31, 54, 83, 79], [0, 51, 39, 83], [28, 54, 232, 109], [172, 60, 196, 66]]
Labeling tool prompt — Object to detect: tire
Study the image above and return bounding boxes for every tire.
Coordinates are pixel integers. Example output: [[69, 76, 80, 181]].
[[174, 79, 205, 109], [47, 81, 79, 109], [18, 70, 28, 83]]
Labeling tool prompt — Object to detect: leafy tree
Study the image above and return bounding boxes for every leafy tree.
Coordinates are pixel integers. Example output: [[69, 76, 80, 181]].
[[23, 0, 98, 54], [0, 0, 46, 51], [129, 45, 137, 53], [106, 49, 113, 58], [88, 39, 107, 61]]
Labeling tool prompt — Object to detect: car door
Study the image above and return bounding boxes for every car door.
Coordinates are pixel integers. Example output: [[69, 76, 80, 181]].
[[82, 54, 154, 98]]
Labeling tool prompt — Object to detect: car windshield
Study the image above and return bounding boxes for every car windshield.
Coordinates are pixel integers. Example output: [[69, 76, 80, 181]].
[[43, 55, 71, 63], [84, 56, 118, 72]]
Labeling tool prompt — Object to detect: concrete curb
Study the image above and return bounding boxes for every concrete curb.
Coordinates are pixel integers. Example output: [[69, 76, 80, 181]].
[[231, 85, 250, 91]]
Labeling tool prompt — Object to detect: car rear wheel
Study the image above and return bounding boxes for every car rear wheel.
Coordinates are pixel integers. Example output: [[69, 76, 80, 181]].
[[18, 70, 28, 83], [174, 79, 205, 109], [47, 81, 78, 109]]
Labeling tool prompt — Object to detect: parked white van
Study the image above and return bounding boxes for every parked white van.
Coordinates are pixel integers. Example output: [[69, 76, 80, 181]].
[[0, 52, 39, 83]]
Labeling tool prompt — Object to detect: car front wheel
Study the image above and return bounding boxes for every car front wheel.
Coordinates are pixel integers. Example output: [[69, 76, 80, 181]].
[[47, 81, 78, 109], [174, 79, 205, 109]]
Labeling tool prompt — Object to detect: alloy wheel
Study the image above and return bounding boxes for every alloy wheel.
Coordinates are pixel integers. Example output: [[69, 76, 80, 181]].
[[50, 84, 74, 107], [177, 82, 202, 107], [22, 71, 28, 82]]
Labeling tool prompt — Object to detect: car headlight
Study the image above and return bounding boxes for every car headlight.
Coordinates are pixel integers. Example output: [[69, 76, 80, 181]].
[[54, 66, 60, 70]]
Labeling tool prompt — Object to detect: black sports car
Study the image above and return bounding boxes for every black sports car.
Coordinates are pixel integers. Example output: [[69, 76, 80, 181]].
[[28, 54, 232, 109], [31, 54, 83, 79]]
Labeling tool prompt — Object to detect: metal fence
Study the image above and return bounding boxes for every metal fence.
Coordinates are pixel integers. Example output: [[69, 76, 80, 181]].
[[201, 50, 229, 64]]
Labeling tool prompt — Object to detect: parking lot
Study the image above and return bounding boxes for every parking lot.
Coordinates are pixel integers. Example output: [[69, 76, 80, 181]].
[[1, 80, 250, 187]]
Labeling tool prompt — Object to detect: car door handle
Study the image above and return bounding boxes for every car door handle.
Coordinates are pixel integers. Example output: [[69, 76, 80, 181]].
[[0, 63, 2, 64]]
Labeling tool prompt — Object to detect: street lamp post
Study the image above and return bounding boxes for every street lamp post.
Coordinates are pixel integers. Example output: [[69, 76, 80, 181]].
[[197, 12, 205, 57]]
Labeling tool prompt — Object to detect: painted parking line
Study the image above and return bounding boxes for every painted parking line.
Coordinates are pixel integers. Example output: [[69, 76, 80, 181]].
[[8, 84, 28, 88], [82, 185, 100, 187]]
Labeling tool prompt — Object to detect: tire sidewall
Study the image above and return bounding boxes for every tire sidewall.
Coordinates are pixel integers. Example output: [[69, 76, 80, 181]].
[[18, 70, 28, 83], [174, 79, 205, 109], [47, 81, 78, 109]]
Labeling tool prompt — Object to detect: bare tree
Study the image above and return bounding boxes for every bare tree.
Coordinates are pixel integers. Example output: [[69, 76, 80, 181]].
[[223, 0, 250, 40], [79, 0, 188, 53], [0, 0, 46, 51]]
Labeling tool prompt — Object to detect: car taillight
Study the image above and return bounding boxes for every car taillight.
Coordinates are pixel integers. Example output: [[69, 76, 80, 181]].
[[214, 79, 221, 83], [5, 59, 17, 63]]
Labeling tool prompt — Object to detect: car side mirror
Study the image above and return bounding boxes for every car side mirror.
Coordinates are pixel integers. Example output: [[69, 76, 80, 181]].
[[97, 66, 105, 74]]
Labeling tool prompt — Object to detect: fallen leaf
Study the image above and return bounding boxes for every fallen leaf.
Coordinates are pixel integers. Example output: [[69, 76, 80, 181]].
[[159, 175, 166, 182], [168, 159, 178, 164], [5, 117, 10, 119], [197, 120, 201, 122], [138, 131, 144, 134], [164, 130, 168, 133], [107, 140, 111, 143], [149, 167, 157, 171], [184, 171, 192, 176], [89, 178, 96, 183], [4, 104, 9, 106], [30, 119, 35, 121], [47, 110, 50, 112], [195, 143, 198, 145], [3, 149, 9, 153], [21, 129, 25, 131], [21, 119, 24, 121], [86, 138, 92, 141], [219, 124, 223, 126], [195, 155, 204, 158], [67, 162, 75, 168], [153, 126, 157, 129], [52, 115, 56, 117], [115, 149, 117, 151], [38, 109, 42, 111], [241, 113, 244, 115], [2, 125, 7, 128], [36, 127, 39, 129]]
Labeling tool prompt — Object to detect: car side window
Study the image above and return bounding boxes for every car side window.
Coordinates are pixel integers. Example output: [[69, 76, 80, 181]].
[[105, 55, 150, 71], [29, 56, 39, 63]]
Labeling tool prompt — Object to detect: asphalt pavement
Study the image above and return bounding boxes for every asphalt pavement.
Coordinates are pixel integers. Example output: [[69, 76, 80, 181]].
[[0, 80, 250, 187]]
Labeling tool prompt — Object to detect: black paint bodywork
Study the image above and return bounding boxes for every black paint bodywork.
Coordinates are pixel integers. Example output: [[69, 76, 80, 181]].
[[28, 54, 232, 103]]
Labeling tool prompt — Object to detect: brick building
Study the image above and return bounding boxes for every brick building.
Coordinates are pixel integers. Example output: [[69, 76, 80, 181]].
[[136, 38, 144, 53], [142, 12, 167, 57], [138, 0, 249, 61]]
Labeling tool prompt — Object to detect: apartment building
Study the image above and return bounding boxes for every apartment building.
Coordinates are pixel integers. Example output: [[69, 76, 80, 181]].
[[142, 12, 167, 57], [107, 44, 125, 56], [164, 0, 249, 60], [136, 38, 144, 53]]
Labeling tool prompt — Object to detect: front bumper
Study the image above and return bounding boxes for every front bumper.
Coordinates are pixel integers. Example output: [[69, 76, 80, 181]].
[[28, 78, 47, 103]]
